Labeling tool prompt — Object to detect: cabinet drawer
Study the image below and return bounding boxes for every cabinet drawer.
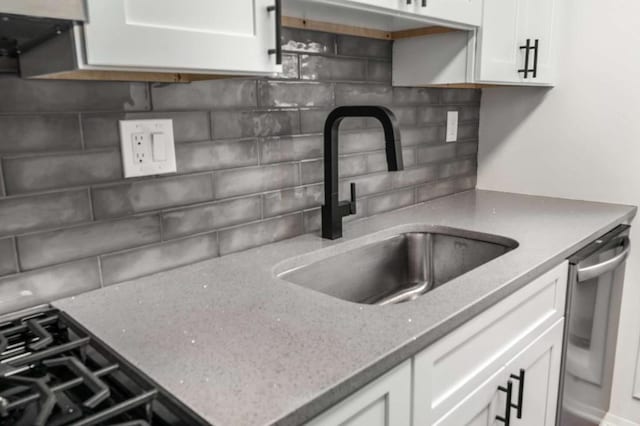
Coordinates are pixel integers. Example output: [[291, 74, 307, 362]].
[[414, 261, 568, 424]]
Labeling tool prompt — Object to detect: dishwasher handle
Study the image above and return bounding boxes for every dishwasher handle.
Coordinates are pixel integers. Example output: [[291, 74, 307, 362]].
[[577, 237, 630, 282]]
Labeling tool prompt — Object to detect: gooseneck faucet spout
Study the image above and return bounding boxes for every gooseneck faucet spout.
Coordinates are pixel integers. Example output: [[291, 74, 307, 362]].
[[321, 106, 404, 240]]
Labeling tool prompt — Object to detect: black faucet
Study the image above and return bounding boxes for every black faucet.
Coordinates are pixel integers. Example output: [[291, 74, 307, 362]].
[[321, 106, 404, 240]]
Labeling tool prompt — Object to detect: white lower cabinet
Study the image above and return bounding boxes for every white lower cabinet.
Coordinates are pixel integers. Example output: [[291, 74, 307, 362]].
[[508, 320, 563, 426], [307, 261, 568, 425], [306, 360, 412, 426], [433, 319, 563, 426]]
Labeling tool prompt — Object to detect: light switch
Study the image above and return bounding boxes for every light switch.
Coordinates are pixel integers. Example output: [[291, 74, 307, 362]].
[[446, 111, 459, 143], [119, 119, 176, 178], [151, 133, 167, 162]]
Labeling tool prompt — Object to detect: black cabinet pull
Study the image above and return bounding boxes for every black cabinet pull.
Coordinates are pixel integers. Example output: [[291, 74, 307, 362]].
[[518, 39, 532, 78], [407, 0, 412, 4], [532, 39, 539, 78], [510, 369, 526, 419], [267, 0, 282, 65], [496, 380, 513, 425], [518, 38, 540, 79], [422, 0, 427, 6]]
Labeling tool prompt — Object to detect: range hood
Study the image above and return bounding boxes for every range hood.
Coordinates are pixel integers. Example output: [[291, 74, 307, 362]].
[[0, 0, 86, 72]]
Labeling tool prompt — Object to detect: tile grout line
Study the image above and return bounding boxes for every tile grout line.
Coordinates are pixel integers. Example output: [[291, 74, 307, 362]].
[[77, 113, 86, 151], [11, 236, 20, 273], [97, 256, 105, 288]]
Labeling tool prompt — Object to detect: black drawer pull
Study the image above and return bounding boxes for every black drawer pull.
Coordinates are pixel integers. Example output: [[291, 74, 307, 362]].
[[496, 380, 513, 425], [267, 0, 282, 65], [532, 39, 539, 78], [510, 369, 526, 418]]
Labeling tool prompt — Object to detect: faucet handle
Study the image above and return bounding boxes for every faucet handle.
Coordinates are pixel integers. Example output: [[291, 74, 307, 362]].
[[349, 182, 357, 215]]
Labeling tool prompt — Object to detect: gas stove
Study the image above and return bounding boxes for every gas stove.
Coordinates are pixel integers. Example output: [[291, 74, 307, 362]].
[[0, 309, 208, 426]]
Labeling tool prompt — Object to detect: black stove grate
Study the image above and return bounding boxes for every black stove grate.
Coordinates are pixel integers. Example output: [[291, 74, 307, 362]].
[[0, 310, 207, 426]]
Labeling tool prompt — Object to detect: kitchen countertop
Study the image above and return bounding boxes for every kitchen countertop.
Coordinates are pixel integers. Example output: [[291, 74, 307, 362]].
[[53, 190, 637, 426]]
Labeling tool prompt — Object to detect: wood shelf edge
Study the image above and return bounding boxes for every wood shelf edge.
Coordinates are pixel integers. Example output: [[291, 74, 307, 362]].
[[282, 16, 461, 41]]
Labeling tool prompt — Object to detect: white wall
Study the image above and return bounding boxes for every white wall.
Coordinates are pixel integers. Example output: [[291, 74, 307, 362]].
[[477, 0, 640, 423]]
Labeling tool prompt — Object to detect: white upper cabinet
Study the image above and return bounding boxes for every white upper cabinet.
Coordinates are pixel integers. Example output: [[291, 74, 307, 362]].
[[82, 0, 281, 74], [477, 0, 557, 84], [412, 0, 482, 27], [393, 0, 559, 86], [283, 0, 480, 30]]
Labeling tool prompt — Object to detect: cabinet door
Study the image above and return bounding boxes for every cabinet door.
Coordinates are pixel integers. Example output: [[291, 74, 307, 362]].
[[515, 0, 556, 84], [477, 0, 556, 85], [506, 319, 564, 426], [305, 360, 411, 426], [82, 0, 280, 74], [433, 366, 509, 426], [413, 0, 482, 27]]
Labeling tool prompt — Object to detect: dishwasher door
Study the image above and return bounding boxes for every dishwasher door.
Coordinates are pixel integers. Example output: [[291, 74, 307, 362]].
[[558, 225, 631, 425]]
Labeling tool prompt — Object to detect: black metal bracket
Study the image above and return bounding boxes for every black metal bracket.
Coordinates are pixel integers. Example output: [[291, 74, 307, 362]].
[[267, 0, 282, 65]]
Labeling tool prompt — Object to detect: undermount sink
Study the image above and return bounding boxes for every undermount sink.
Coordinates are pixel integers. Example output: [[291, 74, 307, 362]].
[[277, 228, 518, 305]]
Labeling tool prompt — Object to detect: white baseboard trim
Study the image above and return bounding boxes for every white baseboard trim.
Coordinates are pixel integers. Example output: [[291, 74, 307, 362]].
[[601, 412, 640, 426]]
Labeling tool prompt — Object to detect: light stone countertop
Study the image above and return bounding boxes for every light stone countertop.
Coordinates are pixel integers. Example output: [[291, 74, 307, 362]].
[[53, 190, 637, 426]]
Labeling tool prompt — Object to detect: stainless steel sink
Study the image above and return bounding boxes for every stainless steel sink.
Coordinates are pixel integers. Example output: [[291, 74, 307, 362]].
[[277, 228, 518, 305]]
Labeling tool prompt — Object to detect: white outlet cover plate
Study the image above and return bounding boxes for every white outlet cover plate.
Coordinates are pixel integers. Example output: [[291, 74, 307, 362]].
[[446, 110, 459, 143], [119, 119, 177, 178]]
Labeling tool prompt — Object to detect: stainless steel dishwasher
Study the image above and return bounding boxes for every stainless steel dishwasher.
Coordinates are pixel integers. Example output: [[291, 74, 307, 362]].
[[558, 224, 631, 425]]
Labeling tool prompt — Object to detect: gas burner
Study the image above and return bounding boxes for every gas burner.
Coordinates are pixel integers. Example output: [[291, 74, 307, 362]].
[[0, 310, 206, 426]]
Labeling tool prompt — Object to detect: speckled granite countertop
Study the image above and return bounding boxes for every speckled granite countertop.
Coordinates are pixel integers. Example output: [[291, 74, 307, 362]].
[[53, 190, 636, 426]]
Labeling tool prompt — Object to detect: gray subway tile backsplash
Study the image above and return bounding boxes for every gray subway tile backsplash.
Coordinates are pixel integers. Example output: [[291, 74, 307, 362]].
[[17, 215, 162, 271], [161, 196, 261, 240], [417, 175, 476, 203], [82, 111, 211, 148], [367, 60, 392, 83], [100, 232, 219, 285], [0, 190, 92, 237], [258, 81, 334, 107], [0, 114, 82, 154], [334, 83, 393, 105], [263, 184, 324, 218], [392, 87, 440, 105], [218, 213, 303, 256], [259, 134, 323, 164], [280, 54, 300, 80], [367, 187, 415, 216], [92, 174, 215, 219], [213, 163, 300, 199], [151, 79, 257, 110], [281, 28, 336, 54], [211, 109, 300, 139], [0, 76, 149, 112], [0, 27, 480, 314], [176, 138, 258, 173], [0, 238, 17, 277], [300, 55, 367, 81], [337, 35, 392, 59], [3, 150, 123, 194], [0, 259, 101, 314]]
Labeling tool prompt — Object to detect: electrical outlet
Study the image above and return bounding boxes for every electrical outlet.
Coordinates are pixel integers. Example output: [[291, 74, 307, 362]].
[[132, 133, 150, 165], [446, 111, 459, 143], [119, 120, 176, 178]]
